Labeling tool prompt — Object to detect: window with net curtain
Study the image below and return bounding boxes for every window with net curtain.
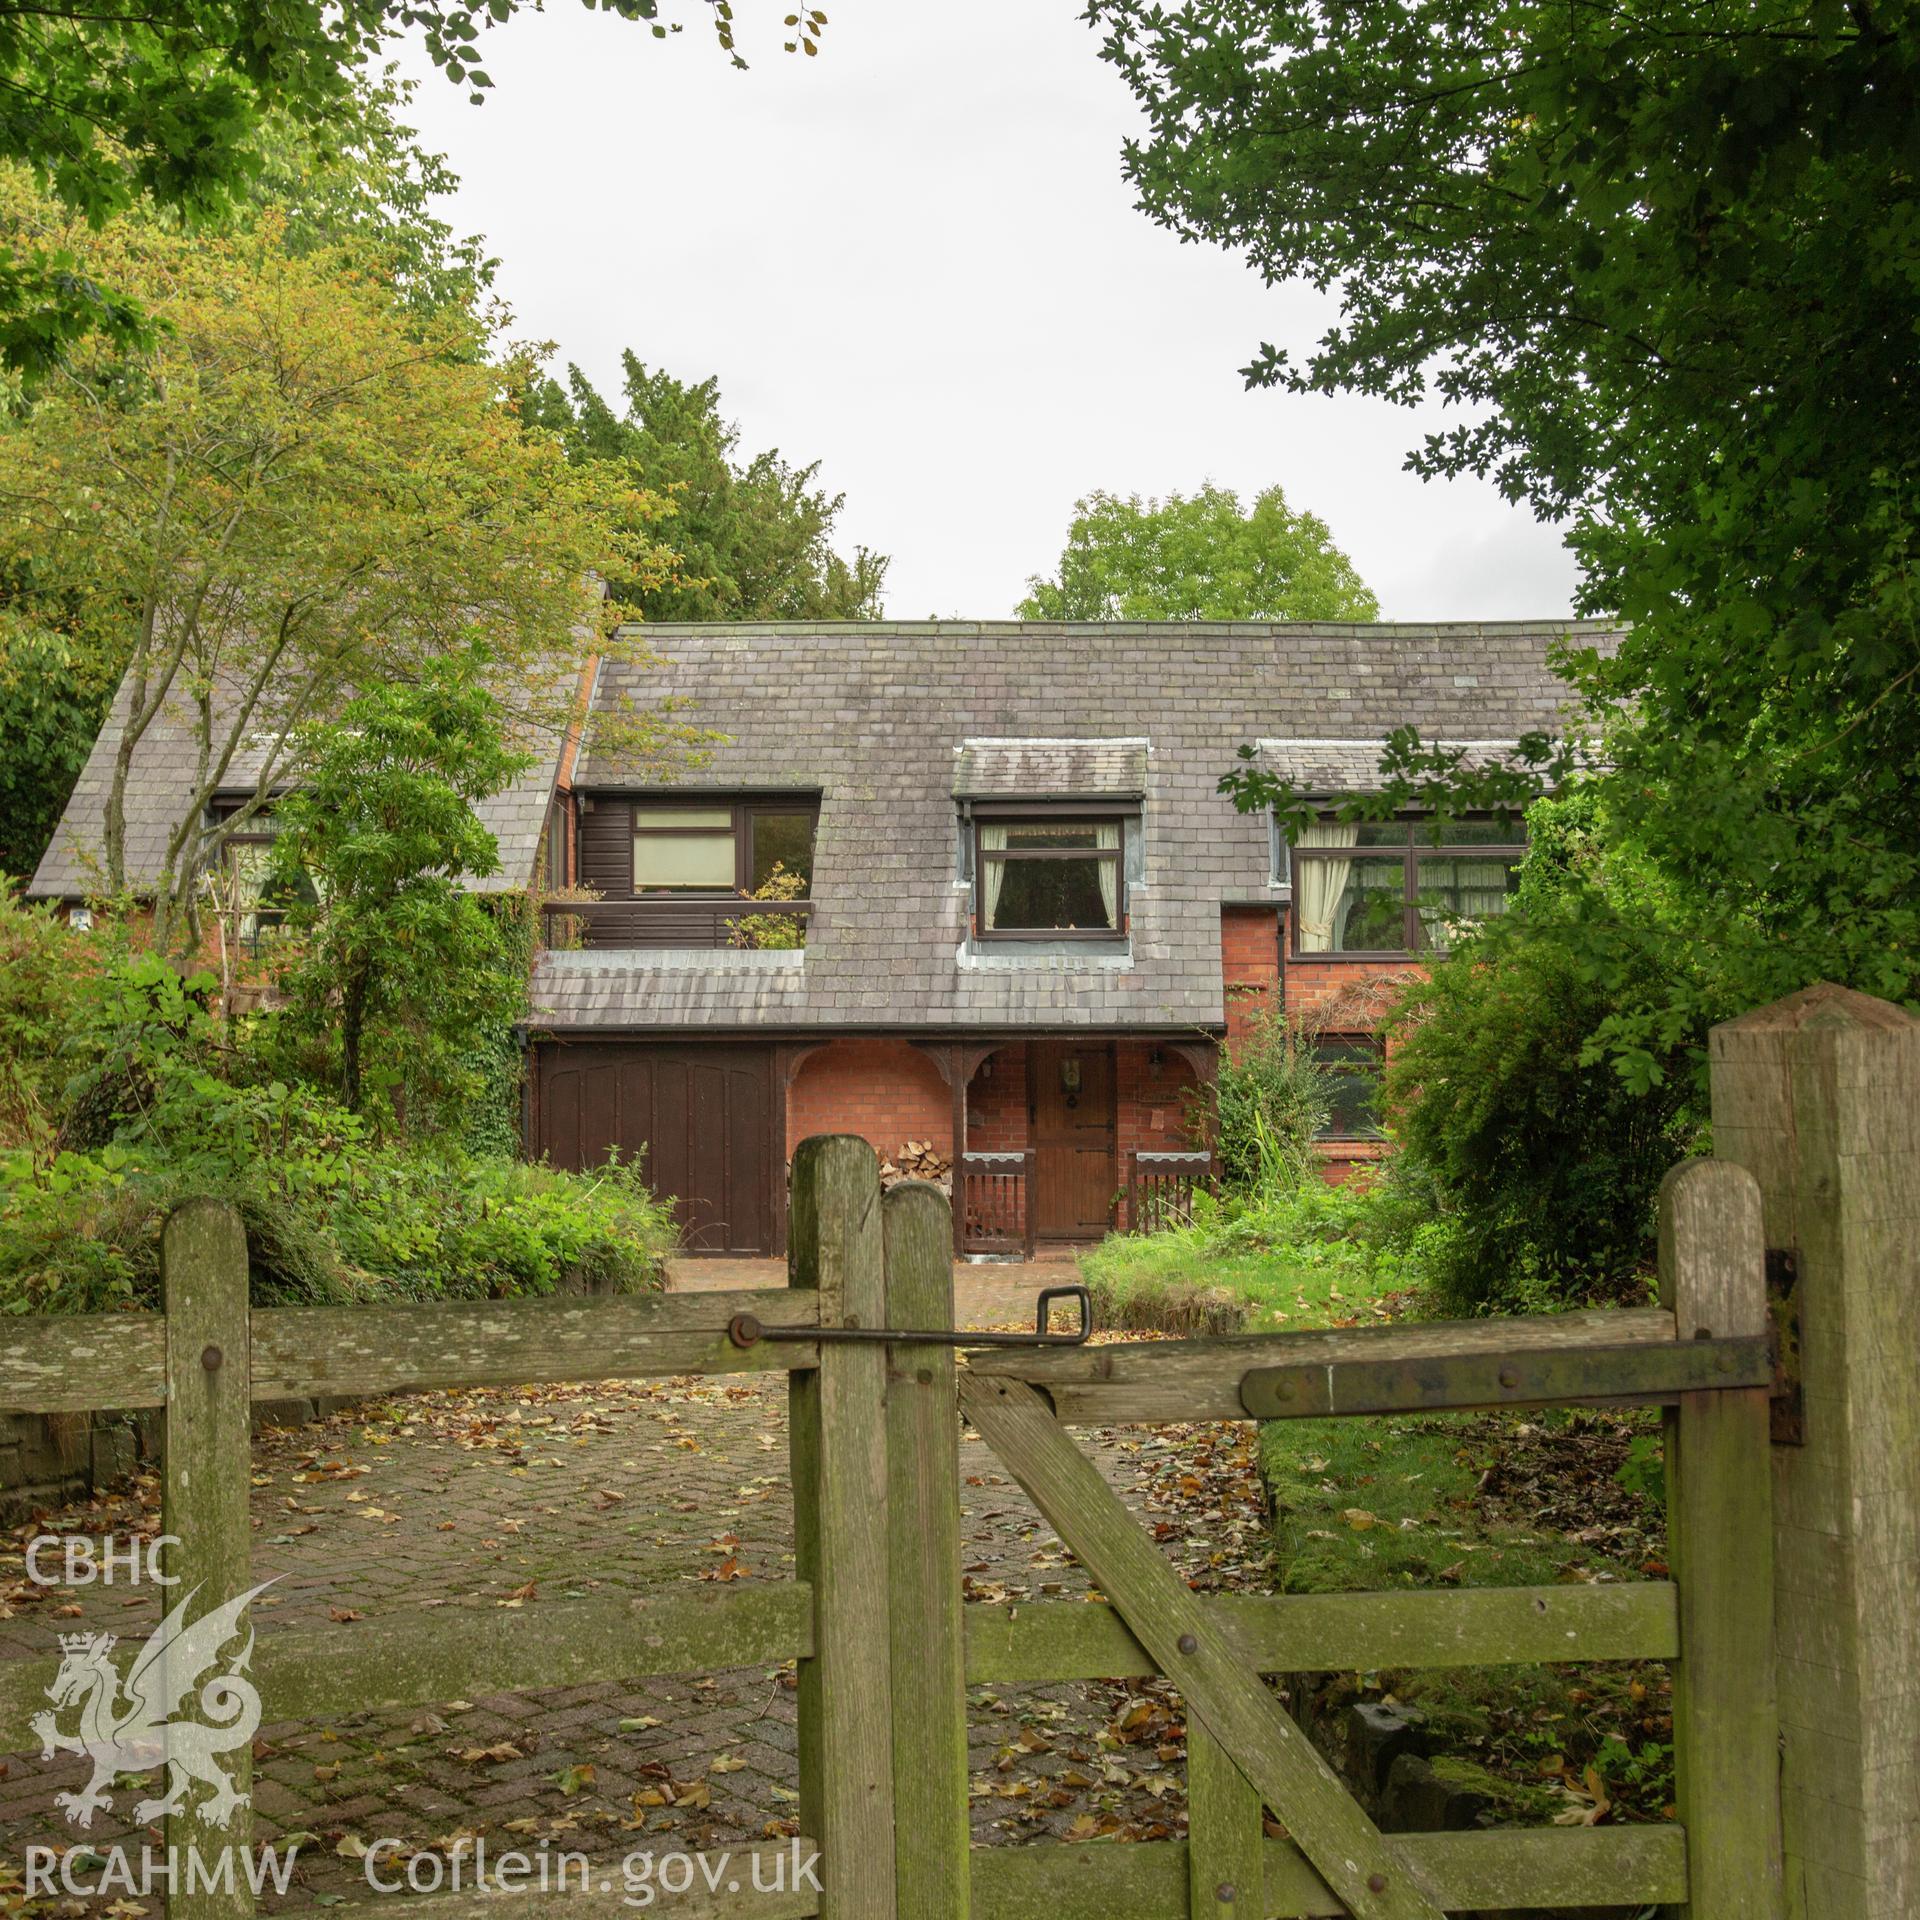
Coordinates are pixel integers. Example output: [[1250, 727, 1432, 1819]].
[[976, 818, 1124, 934], [1291, 818, 1524, 955]]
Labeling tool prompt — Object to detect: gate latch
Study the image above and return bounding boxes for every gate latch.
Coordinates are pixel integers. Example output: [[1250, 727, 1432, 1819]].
[[727, 1284, 1093, 1351]]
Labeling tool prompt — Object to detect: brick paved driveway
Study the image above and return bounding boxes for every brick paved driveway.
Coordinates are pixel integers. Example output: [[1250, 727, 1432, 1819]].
[[1, 1267, 1268, 1909]]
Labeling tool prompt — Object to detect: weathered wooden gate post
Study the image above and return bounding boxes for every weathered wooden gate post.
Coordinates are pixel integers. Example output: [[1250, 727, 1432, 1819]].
[[1709, 984, 1920, 1920], [788, 1136, 897, 1918], [1658, 1159, 1782, 1920], [159, 1199, 253, 1920], [882, 1180, 970, 1919]]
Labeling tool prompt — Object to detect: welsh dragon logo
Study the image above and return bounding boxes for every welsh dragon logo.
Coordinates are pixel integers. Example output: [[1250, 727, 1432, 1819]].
[[31, 1579, 275, 1831]]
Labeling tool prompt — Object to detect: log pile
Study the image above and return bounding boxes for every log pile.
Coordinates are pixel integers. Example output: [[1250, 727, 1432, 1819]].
[[879, 1138, 952, 1192]]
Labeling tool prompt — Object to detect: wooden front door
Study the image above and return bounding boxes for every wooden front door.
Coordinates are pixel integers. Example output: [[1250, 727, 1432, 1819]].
[[1029, 1041, 1115, 1240]]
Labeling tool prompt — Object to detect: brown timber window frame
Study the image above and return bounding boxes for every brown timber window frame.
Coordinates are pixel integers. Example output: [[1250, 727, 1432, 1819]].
[[204, 794, 316, 955], [1289, 814, 1526, 959], [582, 794, 820, 899], [1312, 1034, 1386, 1141], [971, 803, 1132, 942]]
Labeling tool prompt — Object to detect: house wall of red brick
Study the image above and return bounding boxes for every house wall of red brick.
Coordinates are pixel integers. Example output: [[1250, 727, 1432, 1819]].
[[781, 1036, 1202, 1234], [785, 1038, 952, 1162], [1220, 905, 1280, 1050], [1116, 1045, 1201, 1165], [1271, 899, 1423, 1183], [966, 1044, 1029, 1152]]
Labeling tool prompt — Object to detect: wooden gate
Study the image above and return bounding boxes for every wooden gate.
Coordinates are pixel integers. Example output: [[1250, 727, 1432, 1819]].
[[0, 1140, 1784, 1918], [893, 1152, 1785, 1920]]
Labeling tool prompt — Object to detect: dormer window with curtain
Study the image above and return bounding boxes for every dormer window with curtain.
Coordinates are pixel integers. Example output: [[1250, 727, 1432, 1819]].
[[1291, 817, 1524, 956], [973, 811, 1127, 938], [951, 737, 1147, 945]]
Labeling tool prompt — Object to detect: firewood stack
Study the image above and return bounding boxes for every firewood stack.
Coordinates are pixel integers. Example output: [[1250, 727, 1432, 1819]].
[[878, 1138, 953, 1193]]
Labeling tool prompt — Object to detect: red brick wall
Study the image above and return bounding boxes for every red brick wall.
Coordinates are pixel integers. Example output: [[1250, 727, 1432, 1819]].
[[1115, 1043, 1201, 1230], [783, 1035, 1205, 1232], [966, 1044, 1029, 1151], [1116, 1044, 1201, 1164], [1277, 901, 1425, 1029], [1220, 904, 1424, 1185], [1221, 906, 1280, 1051], [786, 1038, 952, 1161]]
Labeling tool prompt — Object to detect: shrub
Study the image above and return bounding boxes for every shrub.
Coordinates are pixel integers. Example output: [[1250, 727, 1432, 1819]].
[[0, 1128, 675, 1316], [1380, 795, 1699, 1315], [0, 882, 118, 1150], [0, 946, 676, 1314], [1204, 1006, 1335, 1192], [727, 861, 808, 950]]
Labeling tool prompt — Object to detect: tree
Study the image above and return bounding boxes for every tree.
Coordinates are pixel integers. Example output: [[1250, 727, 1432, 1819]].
[[0, 624, 108, 879], [246, 69, 498, 325], [1016, 485, 1378, 621], [1097, 3, 1920, 1059], [0, 1, 827, 382], [0, 78, 492, 886], [264, 666, 525, 1116], [0, 167, 682, 945], [526, 354, 889, 621]]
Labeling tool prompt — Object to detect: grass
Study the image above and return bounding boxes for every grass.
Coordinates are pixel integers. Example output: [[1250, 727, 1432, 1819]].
[[1081, 1175, 1680, 1831], [1259, 1394, 1677, 1825], [1259, 1412, 1640, 1593], [1079, 1179, 1410, 1335]]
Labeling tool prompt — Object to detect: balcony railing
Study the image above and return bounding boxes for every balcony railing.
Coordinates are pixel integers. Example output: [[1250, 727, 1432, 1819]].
[[1127, 1150, 1217, 1233], [540, 897, 812, 952], [960, 1151, 1034, 1259]]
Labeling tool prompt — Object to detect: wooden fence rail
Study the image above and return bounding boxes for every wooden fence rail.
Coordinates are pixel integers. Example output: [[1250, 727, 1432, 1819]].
[[0, 1198, 840, 1920], [958, 1150, 1034, 1258]]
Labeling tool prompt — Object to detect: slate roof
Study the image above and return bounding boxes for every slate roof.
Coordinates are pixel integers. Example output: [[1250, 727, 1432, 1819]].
[[29, 672, 570, 901], [530, 619, 1608, 1036], [952, 738, 1149, 799], [1256, 737, 1530, 794]]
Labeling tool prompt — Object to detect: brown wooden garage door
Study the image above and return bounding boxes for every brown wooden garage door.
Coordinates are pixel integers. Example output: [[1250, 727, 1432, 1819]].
[[535, 1044, 774, 1254]]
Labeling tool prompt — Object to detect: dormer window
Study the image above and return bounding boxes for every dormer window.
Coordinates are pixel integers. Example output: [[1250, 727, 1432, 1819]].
[[627, 802, 817, 893], [562, 793, 819, 950], [632, 806, 739, 890], [974, 811, 1127, 938]]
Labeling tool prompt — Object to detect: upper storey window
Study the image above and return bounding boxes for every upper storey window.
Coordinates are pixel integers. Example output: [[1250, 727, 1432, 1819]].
[[562, 794, 819, 952], [975, 813, 1126, 937], [626, 800, 818, 895], [1291, 817, 1524, 957]]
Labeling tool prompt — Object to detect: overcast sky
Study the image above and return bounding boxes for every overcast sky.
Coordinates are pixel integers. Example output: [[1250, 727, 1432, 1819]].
[[393, 1, 1582, 623]]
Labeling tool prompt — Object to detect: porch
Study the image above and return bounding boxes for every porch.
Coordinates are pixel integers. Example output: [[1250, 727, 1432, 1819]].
[[783, 1034, 1221, 1258]]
